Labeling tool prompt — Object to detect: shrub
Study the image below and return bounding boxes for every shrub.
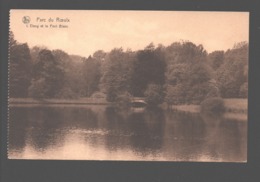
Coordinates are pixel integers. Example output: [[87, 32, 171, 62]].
[[28, 78, 48, 99], [106, 87, 117, 102], [164, 84, 186, 105], [57, 87, 79, 99], [115, 92, 132, 108], [200, 97, 225, 114], [144, 84, 164, 106]]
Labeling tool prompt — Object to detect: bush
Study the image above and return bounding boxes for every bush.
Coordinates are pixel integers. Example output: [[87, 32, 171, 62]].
[[57, 87, 79, 99], [106, 87, 117, 102], [28, 78, 48, 98], [144, 84, 164, 106], [200, 97, 225, 114], [165, 84, 186, 105], [115, 92, 132, 108]]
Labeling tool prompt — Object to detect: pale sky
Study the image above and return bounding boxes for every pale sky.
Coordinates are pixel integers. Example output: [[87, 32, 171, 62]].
[[10, 10, 249, 57]]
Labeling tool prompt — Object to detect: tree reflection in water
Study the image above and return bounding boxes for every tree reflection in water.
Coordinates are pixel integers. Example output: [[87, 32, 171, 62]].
[[8, 105, 247, 161]]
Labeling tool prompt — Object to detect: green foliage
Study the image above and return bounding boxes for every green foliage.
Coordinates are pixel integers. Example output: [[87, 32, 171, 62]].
[[144, 84, 164, 106], [200, 97, 225, 114]]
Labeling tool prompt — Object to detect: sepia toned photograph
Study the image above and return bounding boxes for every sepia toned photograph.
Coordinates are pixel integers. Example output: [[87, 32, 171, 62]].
[[8, 10, 248, 162]]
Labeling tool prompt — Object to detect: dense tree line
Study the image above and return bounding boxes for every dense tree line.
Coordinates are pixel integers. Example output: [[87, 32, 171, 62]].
[[9, 32, 248, 106]]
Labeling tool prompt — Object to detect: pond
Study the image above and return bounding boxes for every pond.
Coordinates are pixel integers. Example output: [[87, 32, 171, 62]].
[[8, 105, 247, 162]]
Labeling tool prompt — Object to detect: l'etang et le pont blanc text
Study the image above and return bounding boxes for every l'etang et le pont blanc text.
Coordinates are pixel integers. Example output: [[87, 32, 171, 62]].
[[27, 17, 70, 28]]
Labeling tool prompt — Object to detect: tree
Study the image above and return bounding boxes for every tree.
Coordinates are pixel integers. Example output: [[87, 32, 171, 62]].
[[144, 84, 164, 106], [28, 49, 64, 98], [174, 41, 207, 64], [28, 78, 49, 98], [187, 62, 212, 85], [82, 56, 101, 97], [30, 46, 47, 64], [208, 51, 224, 70], [9, 32, 32, 98], [52, 49, 83, 98], [9, 31, 17, 48], [166, 63, 189, 85], [164, 41, 213, 104], [216, 42, 248, 98], [101, 48, 134, 102], [131, 44, 166, 97], [165, 84, 187, 105], [68, 55, 86, 97], [93, 50, 106, 61]]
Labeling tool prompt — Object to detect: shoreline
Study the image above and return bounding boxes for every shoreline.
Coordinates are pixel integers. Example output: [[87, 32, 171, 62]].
[[9, 98, 247, 121], [168, 98, 248, 114], [8, 98, 110, 105], [9, 97, 247, 114]]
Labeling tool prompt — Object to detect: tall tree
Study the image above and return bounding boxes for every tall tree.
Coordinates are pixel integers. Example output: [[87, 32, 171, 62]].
[[93, 50, 106, 61], [216, 42, 248, 98], [28, 49, 64, 98], [131, 44, 166, 97], [144, 83, 164, 106], [208, 50, 224, 70], [101, 48, 134, 101], [30, 46, 47, 64], [9, 32, 32, 97], [82, 56, 101, 97], [165, 41, 214, 104], [52, 49, 82, 98]]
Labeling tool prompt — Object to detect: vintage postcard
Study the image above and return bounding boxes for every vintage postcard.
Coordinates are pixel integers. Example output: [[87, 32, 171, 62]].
[[8, 10, 248, 161]]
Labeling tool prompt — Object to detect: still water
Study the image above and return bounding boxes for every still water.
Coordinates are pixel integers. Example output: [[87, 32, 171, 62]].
[[8, 105, 247, 162]]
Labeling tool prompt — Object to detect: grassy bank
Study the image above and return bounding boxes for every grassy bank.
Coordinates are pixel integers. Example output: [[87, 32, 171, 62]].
[[170, 98, 247, 113], [169, 98, 247, 117], [169, 104, 200, 113], [9, 98, 248, 111], [223, 98, 248, 113], [9, 97, 110, 105]]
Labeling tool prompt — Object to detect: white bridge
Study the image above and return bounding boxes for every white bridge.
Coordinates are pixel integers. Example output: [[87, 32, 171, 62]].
[[131, 97, 147, 107]]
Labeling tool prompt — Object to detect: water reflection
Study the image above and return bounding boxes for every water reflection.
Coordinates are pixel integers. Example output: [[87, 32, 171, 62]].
[[8, 105, 247, 161]]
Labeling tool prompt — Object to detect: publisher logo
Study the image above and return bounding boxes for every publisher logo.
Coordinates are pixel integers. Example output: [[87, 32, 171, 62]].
[[22, 16, 31, 24]]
